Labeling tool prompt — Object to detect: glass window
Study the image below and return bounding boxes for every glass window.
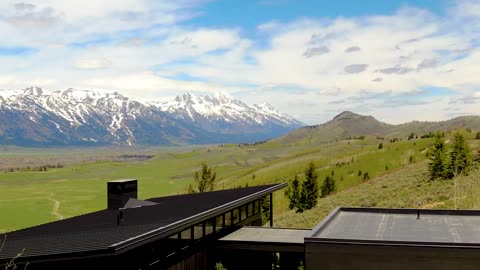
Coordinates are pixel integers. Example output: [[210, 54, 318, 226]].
[[168, 233, 180, 240], [193, 223, 203, 239], [248, 203, 253, 217], [216, 215, 223, 232], [233, 208, 240, 224], [241, 205, 247, 220], [180, 228, 191, 240], [205, 218, 215, 235], [225, 211, 232, 226]]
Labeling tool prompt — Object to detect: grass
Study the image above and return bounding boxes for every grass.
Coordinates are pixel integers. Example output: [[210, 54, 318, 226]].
[[0, 134, 478, 232], [276, 163, 480, 228]]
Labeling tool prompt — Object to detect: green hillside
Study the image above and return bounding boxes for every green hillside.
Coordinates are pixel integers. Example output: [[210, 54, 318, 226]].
[[275, 111, 480, 145]]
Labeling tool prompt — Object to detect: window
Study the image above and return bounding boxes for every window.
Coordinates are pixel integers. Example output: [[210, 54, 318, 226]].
[[216, 215, 223, 232], [254, 200, 260, 214], [193, 223, 203, 239], [205, 219, 215, 235], [225, 211, 232, 226], [248, 202, 253, 217], [180, 228, 191, 240], [233, 208, 240, 224], [241, 205, 247, 220]]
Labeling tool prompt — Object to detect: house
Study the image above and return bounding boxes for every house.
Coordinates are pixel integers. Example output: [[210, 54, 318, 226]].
[[2, 180, 480, 270], [0, 180, 286, 270]]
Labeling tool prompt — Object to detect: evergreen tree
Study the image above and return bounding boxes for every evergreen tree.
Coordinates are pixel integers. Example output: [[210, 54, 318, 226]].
[[448, 133, 473, 178], [193, 162, 216, 193], [287, 175, 301, 211], [362, 172, 370, 181], [474, 149, 480, 168], [428, 136, 448, 180], [476, 132, 480, 140], [299, 162, 319, 211], [261, 196, 271, 224], [320, 175, 336, 198]]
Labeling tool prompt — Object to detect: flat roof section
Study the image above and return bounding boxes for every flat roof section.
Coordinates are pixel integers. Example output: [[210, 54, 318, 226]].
[[220, 227, 310, 244], [309, 207, 480, 246], [217, 227, 310, 252]]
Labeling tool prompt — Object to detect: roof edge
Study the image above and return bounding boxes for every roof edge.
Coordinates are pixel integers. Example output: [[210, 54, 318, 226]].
[[111, 183, 287, 253]]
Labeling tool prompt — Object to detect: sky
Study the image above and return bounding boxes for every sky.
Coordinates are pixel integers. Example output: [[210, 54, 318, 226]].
[[0, 0, 479, 125]]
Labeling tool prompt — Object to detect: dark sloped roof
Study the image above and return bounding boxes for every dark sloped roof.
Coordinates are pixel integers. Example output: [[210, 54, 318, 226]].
[[0, 184, 285, 262]]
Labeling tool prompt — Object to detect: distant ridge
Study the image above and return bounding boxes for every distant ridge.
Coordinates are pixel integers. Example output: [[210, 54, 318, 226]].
[[275, 111, 480, 145]]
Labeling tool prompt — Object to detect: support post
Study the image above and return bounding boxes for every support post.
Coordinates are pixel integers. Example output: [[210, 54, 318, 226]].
[[270, 193, 273, 227]]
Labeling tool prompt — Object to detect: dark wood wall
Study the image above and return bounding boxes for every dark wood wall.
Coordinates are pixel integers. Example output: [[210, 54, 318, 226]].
[[305, 242, 480, 270]]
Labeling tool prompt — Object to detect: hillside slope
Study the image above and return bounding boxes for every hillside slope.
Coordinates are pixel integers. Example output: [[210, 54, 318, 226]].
[[276, 163, 480, 228], [275, 111, 480, 145]]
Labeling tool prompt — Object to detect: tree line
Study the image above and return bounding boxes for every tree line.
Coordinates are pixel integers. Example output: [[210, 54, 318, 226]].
[[285, 162, 335, 213]]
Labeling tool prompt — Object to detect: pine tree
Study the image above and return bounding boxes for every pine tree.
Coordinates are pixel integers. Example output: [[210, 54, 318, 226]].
[[475, 149, 480, 165], [193, 162, 216, 193], [362, 172, 370, 181], [299, 162, 319, 211], [287, 175, 301, 211], [448, 133, 473, 177], [320, 175, 336, 198], [428, 136, 447, 180]]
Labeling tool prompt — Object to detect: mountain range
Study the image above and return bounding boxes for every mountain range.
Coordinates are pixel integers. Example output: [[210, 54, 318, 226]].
[[0, 87, 304, 146], [275, 111, 480, 145]]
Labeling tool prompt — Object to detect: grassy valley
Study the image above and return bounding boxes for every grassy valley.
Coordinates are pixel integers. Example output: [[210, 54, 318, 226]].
[[0, 113, 480, 233]]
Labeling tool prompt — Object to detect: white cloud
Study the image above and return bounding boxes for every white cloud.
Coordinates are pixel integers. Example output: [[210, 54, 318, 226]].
[[0, 1, 479, 124], [74, 58, 112, 69]]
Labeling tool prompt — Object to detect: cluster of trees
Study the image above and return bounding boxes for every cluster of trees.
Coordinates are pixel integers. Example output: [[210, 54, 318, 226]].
[[285, 162, 336, 213], [4, 163, 64, 173], [428, 133, 475, 180]]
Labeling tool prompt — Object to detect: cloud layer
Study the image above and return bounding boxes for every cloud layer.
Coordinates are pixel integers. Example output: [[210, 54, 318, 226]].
[[0, 0, 479, 124]]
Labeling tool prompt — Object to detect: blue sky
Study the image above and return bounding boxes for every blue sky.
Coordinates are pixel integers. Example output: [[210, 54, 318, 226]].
[[0, 0, 479, 124], [192, 0, 449, 29]]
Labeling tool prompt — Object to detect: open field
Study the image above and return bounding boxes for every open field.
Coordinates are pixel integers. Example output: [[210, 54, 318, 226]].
[[0, 133, 479, 233]]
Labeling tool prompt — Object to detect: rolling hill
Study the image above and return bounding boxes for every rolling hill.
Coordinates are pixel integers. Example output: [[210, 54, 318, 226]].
[[275, 111, 480, 145]]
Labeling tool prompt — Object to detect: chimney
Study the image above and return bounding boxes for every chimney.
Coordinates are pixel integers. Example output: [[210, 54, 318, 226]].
[[107, 179, 138, 210]]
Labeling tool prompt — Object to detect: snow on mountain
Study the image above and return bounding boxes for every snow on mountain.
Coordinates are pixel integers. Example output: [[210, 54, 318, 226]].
[[155, 92, 303, 128], [0, 87, 305, 146]]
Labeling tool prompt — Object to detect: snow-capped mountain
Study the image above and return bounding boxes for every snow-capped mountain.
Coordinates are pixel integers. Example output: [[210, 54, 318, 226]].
[[0, 87, 304, 146], [154, 92, 303, 135]]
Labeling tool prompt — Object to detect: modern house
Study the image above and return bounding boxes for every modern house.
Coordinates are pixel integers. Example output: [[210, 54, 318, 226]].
[[0, 180, 288, 270], [2, 180, 480, 270]]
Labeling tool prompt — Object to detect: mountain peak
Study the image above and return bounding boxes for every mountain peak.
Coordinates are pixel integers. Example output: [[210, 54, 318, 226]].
[[23, 86, 46, 96], [333, 111, 363, 121], [175, 92, 194, 102], [214, 92, 231, 103]]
